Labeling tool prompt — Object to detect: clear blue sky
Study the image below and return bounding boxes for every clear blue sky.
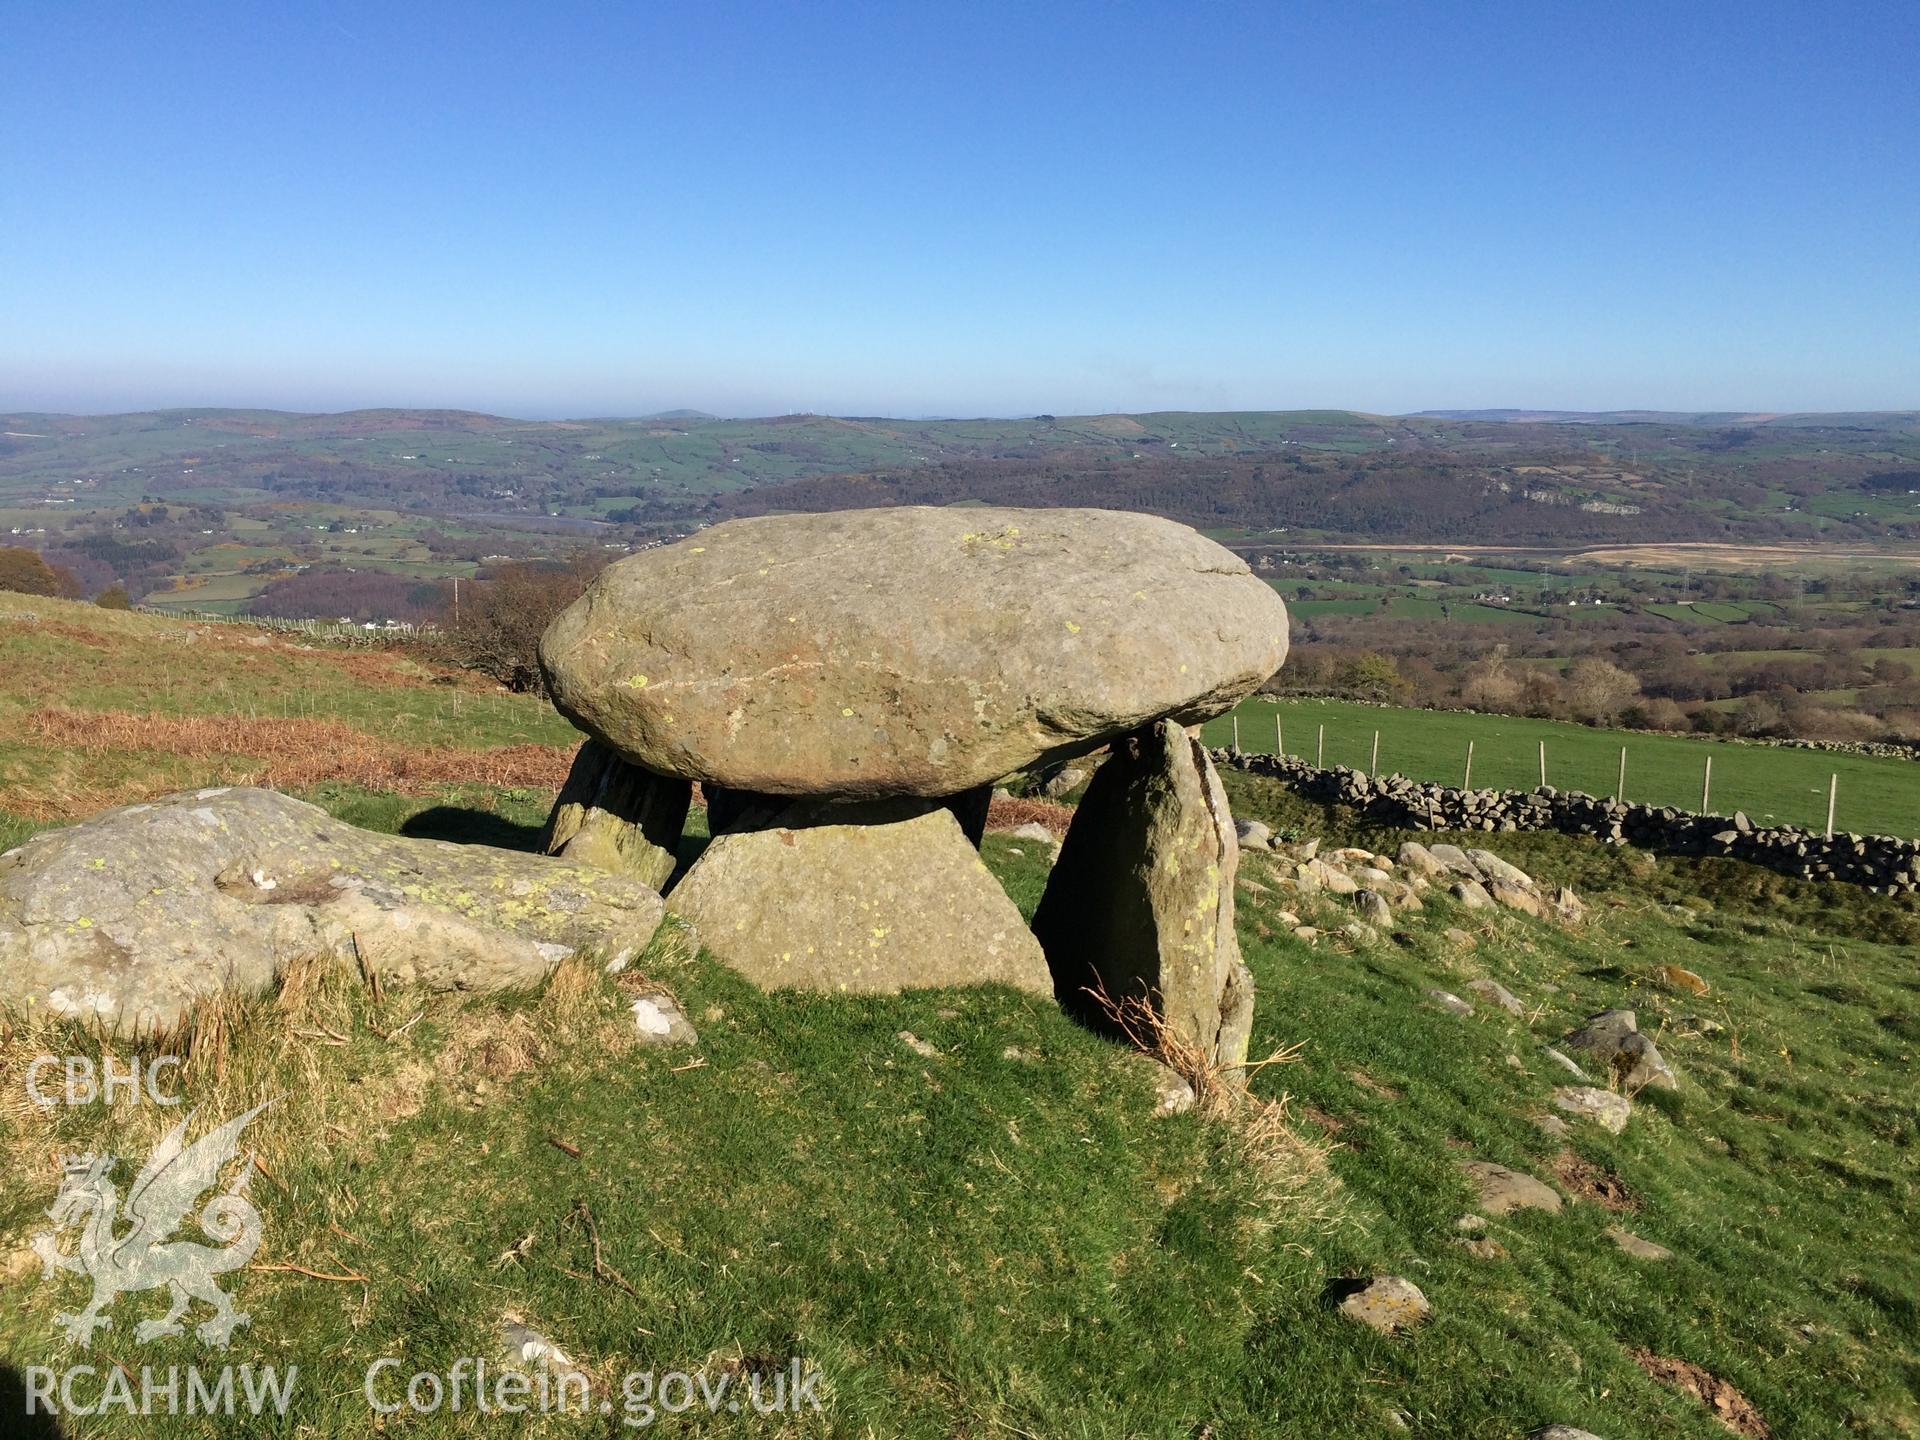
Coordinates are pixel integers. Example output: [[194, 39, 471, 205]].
[[3, 0, 1915, 418]]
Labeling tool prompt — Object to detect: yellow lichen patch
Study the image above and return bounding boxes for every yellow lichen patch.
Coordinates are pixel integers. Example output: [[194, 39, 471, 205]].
[[1064, 620, 1082, 635], [625, 675, 649, 688]]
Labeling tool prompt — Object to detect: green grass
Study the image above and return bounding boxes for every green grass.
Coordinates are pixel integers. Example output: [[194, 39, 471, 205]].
[[1203, 695, 1920, 837], [2, 778, 1916, 1436]]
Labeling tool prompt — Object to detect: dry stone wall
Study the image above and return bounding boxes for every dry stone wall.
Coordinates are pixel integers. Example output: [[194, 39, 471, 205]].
[[1217, 749, 1920, 895]]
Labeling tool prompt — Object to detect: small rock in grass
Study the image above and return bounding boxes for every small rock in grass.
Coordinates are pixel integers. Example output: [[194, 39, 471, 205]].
[[1442, 926, 1477, 950], [1355, 889, 1394, 928], [1542, 1046, 1591, 1081], [1008, 821, 1057, 845], [1293, 925, 1320, 943], [1122, 1052, 1196, 1117], [1454, 1236, 1508, 1260], [1462, 1160, 1562, 1215], [1425, 988, 1474, 1017], [1235, 819, 1273, 851], [1554, 1086, 1631, 1134], [630, 993, 699, 1047], [1335, 1275, 1430, 1334], [1454, 1213, 1488, 1233], [1342, 921, 1379, 946], [1535, 1113, 1571, 1138], [1605, 1226, 1673, 1261], [1451, 878, 1496, 910], [1466, 978, 1524, 1015], [1528, 1428, 1606, 1440], [897, 1030, 940, 1059]]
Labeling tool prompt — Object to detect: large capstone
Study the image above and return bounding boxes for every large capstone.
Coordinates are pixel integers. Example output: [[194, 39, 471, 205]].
[[538, 506, 1289, 797], [665, 800, 1051, 995], [1031, 719, 1254, 1081], [0, 787, 667, 1035]]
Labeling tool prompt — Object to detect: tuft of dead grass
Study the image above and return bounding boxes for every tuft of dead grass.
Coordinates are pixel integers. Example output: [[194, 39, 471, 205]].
[[984, 794, 1075, 836], [10, 706, 574, 818], [1086, 982, 1342, 1235]]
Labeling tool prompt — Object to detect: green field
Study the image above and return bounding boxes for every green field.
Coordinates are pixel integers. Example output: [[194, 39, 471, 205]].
[[1201, 697, 1920, 838]]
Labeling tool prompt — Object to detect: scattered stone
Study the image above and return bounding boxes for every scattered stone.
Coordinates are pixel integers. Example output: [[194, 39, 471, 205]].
[[1677, 1015, 1725, 1036], [1395, 840, 1447, 877], [1007, 821, 1058, 845], [1606, 1226, 1673, 1261], [1552, 886, 1587, 923], [1235, 818, 1274, 851], [1335, 1276, 1430, 1334], [1426, 842, 1480, 877], [1425, 988, 1474, 1017], [1527, 1428, 1606, 1440], [1535, 1113, 1571, 1138], [539, 506, 1289, 796], [1454, 1236, 1508, 1260], [1342, 921, 1379, 947], [629, 993, 699, 1047], [1442, 926, 1478, 949], [1564, 1010, 1679, 1091], [1542, 1046, 1592, 1081], [1451, 878, 1496, 910], [1121, 1052, 1197, 1117], [668, 802, 1051, 995], [1489, 879, 1548, 917], [1040, 764, 1089, 799], [1355, 889, 1394, 928], [1466, 848, 1535, 891], [1292, 926, 1320, 943], [897, 1030, 940, 1060], [1466, 978, 1524, 1015], [0, 787, 667, 1035], [1033, 720, 1254, 1079], [1453, 1213, 1488, 1233], [1554, 1086, 1632, 1134], [1461, 1160, 1563, 1215], [1306, 858, 1358, 895]]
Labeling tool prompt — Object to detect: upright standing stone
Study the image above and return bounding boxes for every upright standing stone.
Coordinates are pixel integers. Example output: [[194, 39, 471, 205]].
[[1032, 719, 1253, 1082], [543, 740, 691, 891]]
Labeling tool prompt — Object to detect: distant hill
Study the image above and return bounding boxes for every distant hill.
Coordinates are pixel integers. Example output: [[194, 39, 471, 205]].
[[1412, 408, 1920, 432]]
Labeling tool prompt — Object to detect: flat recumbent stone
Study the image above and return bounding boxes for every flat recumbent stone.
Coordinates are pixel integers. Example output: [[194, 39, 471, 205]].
[[538, 506, 1288, 797]]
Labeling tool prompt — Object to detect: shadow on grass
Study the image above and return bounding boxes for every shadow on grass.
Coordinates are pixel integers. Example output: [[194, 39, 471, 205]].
[[0, 1364, 68, 1438], [399, 806, 544, 853]]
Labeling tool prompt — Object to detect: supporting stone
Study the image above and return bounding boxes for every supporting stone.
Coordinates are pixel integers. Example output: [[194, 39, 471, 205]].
[[666, 800, 1051, 995], [1031, 719, 1253, 1084], [543, 739, 691, 891]]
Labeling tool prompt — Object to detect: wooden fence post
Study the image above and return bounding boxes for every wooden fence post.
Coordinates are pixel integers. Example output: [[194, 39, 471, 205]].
[[1463, 739, 1475, 789], [1826, 773, 1838, 838], [1370, 730, 1380, 775], [1538, 739, 1547, 789], [1701, 755, 1712, 812], [1316, 724, 1324, 768], [1232, 715, 1240, 751], [1277, 716, 1284, 756], [1618, 745, 1627, 801]]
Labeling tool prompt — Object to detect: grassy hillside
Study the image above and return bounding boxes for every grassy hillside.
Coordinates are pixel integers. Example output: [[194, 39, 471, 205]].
[[1, 603, 1916, 1435], [1201, 696, 1920, 839]]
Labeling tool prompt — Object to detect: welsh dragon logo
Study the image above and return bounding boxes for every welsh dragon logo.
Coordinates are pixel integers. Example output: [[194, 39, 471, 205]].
[[31, 1101, 271, 1348]]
